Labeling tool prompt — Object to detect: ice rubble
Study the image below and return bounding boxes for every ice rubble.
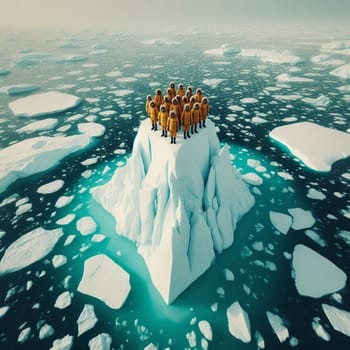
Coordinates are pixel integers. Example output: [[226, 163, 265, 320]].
[[240, 49, 303, 64], [292, 244, 347, 298], [204, 45, 239, 56], [9, 91, 82, 118], [322, 304, 350, 338], [0, 134, 90, 193], [226, 301, 251, 343], [92, 119, 254, 304], [330, 63, 350, 80], [78, 254, 131, 309], [269, 122, 350, 172], [0, 228, 63, 276]]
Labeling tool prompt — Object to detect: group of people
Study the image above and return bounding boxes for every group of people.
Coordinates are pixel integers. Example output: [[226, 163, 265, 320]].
[[145, 82, 210, 144]]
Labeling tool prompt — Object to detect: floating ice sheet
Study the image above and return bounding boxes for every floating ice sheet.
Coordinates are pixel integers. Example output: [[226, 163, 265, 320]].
[[322, 304, 350, 338], [226, 301, 251, 343]]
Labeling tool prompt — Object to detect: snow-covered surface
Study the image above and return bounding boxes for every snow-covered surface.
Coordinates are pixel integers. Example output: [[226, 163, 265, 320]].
[[269, 122, 350, 172], [78, 122, 106, 137], [37, 180, 64, 194], [269, 211, 292, 234], [204, 45, 239, 56], [0, 227, 63, 276], [240, 49, 303, 64], [322, 304, 350, 338], [77, 304, 98, 336], [17, 118, 58, 133], [226, 301, 251, 343], [77, 254, 131, 309], [9, 91, 82, 118], [266, 311, 289, 343], [0, 84, 40, 95], [92, 119, 254, 303], [330, 63, 350, 79], [76, 217, 97, 235], [292, 244, 347, 298], [88, 333, 112, 350], [0, 134, 91, 193]]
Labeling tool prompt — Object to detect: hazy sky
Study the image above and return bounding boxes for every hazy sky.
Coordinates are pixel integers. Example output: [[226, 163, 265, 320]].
[[1, 0, 349, 31]]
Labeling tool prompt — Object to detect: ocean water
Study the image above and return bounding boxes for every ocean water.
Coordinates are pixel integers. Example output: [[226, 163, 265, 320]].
[[0, 29, 350, 349]]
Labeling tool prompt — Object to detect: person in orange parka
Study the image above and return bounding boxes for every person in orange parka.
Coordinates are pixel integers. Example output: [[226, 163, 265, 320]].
[[154, 89, 164, 109], [181, 103, 192, 139], [158, 105, 169, 137], [167, 110, 178, 144], [148, 100, 159, 131], [170, 97, 181, 129], [168, 82, 176, 100], [195, 88, 203, 103], [145, 95, 152, 118], [189, 95, 196, 110], [177, 84, 185, 97], [181, 96, 188, 114], [187, 86, 193, 97], [191, 102, 202, 134], [200, 97, 209, 128], [185, 89, 192, 103], [163, 95, 171, 113]]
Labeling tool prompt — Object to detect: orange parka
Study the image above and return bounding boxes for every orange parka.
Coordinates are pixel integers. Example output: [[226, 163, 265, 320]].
[[154, 94, 164, 109], [167, 116, 178, 136], [149, 105, 159, 123], [158, 110, 169, 129], [200, 101, 209, 120], [191, 108, 201, 125], [181, 109, 192, 129]]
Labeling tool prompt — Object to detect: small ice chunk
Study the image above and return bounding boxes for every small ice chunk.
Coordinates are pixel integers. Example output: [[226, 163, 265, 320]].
[[226, 301, 251, 343], [56, 214, 75, 226], [186, 331, 197, 348], [242, 173, 263, 186], [322, 304, 350, 338], [88, 333, 112, 350], [288, 208, 315, 230], [307, 188, 326, 200], [76, 217, 97, 235], [54, 291, 72, 309], [292, 244, 347, 298], [269, 211, 292, 234], [39, 324, 55, 340], [55, 195, 74, 208], [50, 334, 73, 350], [0, 228, 63, 276], [77, 304, 98, 336], [302, 95, 330, 108], [18, 327, 31, 343], [312, 317, 330, 341], [78, 254, 130, 309], [198, 320, 213, 341], [0, 306, 10, 318], [78, 122, 106, 137], [91, 234, 106, 243], [266, 311, 289, 343], [224, 268, 234, 281], [52, 255, 67, 268], [304, 230, 327, 247], [202, 78, 225, 88], [37, 180, 64, 194], [277, 73, 313, 83], [240, 97, 258, 104], [255, 330, 265, 349]]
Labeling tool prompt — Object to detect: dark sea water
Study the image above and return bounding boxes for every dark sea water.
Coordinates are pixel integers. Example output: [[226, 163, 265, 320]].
[[0, 29, 350, 349]]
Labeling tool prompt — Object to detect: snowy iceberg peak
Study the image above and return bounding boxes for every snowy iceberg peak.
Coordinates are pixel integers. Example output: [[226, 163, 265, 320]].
[[92, 119, 254, 304]]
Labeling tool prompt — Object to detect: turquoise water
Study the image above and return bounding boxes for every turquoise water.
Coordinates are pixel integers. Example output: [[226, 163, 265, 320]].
[[0, 30, 350, 349]]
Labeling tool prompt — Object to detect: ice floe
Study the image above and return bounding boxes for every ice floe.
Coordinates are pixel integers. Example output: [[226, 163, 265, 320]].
[[311, 54, 345, 66], [88, 333, 112, 350], [37, 180, 64, 194], [277, 73, 313, 83], [242, 172, 263, 186], [56, 55, 88, 63], [322, 40, 350, 50], [240, 97, 258, 104], [55, 195, 74, 208], [269, 122, 350, 172], [18, 327, 31, 343], [50, 334, 73, 350], [77, 254, 131, 309], [0, 306, 9, 318], [0, 68, 10, 76], [198, 320, 213, 341], [292, 244, 347, 298], [52, 255, 67, 268], [54, 291, 72, 309], [312, 317, 330, 341], [240, 49, 303, 64], [16, 118, 58, 133], [92, 119, 254, 303], [202, 78, 225, 88], [307, 188, 326, 200], [266, 311, 289, 343], [269, 211, 292, 234], [0, 228, 63, 275], [78, 122, 106, 137], [330, 63, 350, 80], [9, 91, 82, 118], [77, 304, 98, 336], [322, 304, 350, 338], [204, 44, 239, 56], [14, 52, 51, 66], [302, 95, 330, 107], [226, 301, 251, 343], [0, 84, 40, 96], [288, 208, 315, 230], [141, 38, 180, 46], [39, 324, 55, 340], [0, 134, 91, 193], [76, 217, 97, 235]]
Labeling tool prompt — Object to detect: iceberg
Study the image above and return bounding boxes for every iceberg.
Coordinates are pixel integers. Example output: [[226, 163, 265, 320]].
[[292, 244, 347, 298], [0, 228, 63, 276], [0, 134, 91, 194], [330, 63, 350, 80], [9, 91, 82, 118], [322, 304, 350, 338], [77, 254, 131, 309], [92, 119, 254, 304], [226, 301, 251, 343], [269, 122, 350, 172]]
